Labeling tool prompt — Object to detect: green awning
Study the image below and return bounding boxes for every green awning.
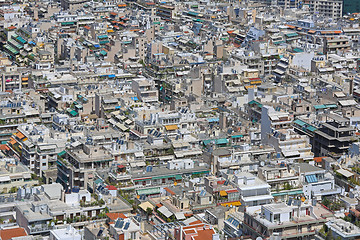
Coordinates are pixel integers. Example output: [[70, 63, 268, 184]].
[[306, 126, 317, 132], [97, 35, 108, 39], [314, 105, 326, 110], [99, 40, 110, 44], [16, 36, 26, 44], [325, 104, 337, 109], [67, 109, 78, 117], [192, 170, 210, 175], [61, 22, 75, 26], [136, 187, 160, 195], [100, 50, 107, 56], [153, 21, 160, 25], [58, 150, 66, 157], [272, 190, 303, 197], [187, 11, 199, 16], [216, 138, 228, 145], [152, 175, 175, 180], [294, 119, 306, 127], [231, 135, 243, 138], [248, 100, 263, 108], [175, 175, 182, 180], [273, 41, 285, 45], [94, 179, 103, 185], [286, 33, 298, 38]]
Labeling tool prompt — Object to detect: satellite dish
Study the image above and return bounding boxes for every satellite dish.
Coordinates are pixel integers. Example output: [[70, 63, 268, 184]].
[[256, 238, 263, 240], [51, 222, 55, 227], [64, 221, 67, 225]]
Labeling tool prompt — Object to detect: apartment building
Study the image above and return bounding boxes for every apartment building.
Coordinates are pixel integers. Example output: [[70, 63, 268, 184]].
[[313, 114, 355, 158], [57, 144, 114, 190], [296, 163, 341, 200], [234, 172, 273, 207], [243, 202, 326, 239], [8, 124, 66, 177], [305, 0, 343, 19]]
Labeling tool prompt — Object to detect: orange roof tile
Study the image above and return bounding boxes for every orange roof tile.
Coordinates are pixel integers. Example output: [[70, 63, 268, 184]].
[[0, 145, 7, 151], [156, 203, 163, 208], [193, 228, 215, 240], [106, 213, 127, 220], [0, 228, 27, 240], [164, 187, 175, 195], [314, 157, 324, 163]]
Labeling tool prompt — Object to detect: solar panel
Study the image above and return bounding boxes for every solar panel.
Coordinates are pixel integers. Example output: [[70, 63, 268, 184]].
[[97, 229, 103, 237], [124, 222, 130, 230], [287, 199, 292, 206], [200, 190, 206, 196]]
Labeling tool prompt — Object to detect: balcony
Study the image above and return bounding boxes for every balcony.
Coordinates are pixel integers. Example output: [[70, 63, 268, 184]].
[[28, 224, 55, 234]]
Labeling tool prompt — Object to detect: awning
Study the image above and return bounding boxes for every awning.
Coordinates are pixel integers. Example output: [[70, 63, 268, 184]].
[[220, 190, 228, 197], [336, 169, 354, 178], [139, 201, 154, 211], [158, 206, 173, 218], [0, 176, 11, 182], [165, 125, 178, 131], [16, 132, 25, 139], [175, 212, 186, 220], [134, 152, 144, 157], [136, 187, 160, 195], [305, 174, 318, 183], [9, 139, 16, 145], [58, 150, 66, 157], [221, 201, 241, 207]]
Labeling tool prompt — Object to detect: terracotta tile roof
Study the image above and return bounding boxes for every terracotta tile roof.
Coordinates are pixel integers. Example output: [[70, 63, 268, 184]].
[[314, 157, 324, 163], [0, 228, 27, 240], [193, 228, 215, 240], [106, 213, 127, 220], [164, 187, 175, 195], [106, 185, 117, 190]]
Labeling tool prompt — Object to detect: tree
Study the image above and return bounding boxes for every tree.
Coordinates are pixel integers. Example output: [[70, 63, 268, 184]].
[[325, 229, 334, 240], [322, 197, 331, 207], [146, 207, 153, 216]]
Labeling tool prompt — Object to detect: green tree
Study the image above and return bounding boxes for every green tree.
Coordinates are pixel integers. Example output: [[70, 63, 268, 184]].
[[146, 207, 153, 216]]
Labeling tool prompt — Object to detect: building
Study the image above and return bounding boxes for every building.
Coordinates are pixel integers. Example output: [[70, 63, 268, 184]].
[[243, 202, 326, 239], [313, 114, 355, 157], [325, 219, 360, 240], [306, 0, 343, 19], [296, 163, 342, 200], [57, 144, 114, 190], [234, 172, 273, 207], [50, 226, 81, 240]]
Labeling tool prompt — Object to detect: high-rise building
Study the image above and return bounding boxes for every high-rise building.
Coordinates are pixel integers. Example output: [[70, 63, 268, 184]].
[[305, 0, 343, 19]]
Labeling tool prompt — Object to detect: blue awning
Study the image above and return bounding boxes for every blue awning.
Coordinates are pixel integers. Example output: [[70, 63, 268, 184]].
[[207, 118, 219, 123], [108, 74, 116, 78], [131, 97, 139, 101]]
